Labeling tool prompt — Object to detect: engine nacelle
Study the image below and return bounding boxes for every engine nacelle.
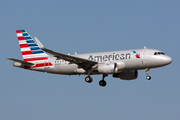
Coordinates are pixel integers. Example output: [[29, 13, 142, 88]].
[[98, 63, 118, 74], [74, 68, 86, 74], [113, 70, 138, 80]]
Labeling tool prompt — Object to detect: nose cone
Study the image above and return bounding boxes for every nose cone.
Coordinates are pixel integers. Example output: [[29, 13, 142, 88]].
[[164, 56, 172, 65]]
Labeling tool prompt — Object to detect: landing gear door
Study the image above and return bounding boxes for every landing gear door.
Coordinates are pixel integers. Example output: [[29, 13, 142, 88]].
[[142, 49, 148, 66]]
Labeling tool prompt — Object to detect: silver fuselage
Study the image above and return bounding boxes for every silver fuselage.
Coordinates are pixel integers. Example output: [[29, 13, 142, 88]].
[[16, 48, 171, 75]]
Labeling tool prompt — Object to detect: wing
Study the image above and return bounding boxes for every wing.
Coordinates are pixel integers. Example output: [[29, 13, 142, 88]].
[[34, 37, 97, 68], [7, 58, 34, 65]]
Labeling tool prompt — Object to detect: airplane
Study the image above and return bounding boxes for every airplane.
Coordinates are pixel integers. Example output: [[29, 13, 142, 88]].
[[7, 30, 172, 87]]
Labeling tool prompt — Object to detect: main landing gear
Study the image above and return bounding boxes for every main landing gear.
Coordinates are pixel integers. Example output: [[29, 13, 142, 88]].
[[145, 68, 151, 80], [85, 76, 93, 83], [85, 70, 93, 83], [85, 73, 108, 87], [99, 74, 108, 87]]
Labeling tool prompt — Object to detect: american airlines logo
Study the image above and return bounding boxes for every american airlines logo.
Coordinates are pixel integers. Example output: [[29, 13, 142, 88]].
[[133, 50, 141, 58]]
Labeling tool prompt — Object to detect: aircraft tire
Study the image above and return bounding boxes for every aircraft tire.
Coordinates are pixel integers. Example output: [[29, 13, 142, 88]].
[[99, 80, 107, 87], [146, 75, 151, 80], [85, 76, 93, 83]]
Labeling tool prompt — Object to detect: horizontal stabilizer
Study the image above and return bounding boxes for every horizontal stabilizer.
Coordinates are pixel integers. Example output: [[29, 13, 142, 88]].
[[7, 58, 34, 65]]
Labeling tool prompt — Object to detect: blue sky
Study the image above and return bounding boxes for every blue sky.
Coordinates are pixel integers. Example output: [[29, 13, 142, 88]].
[[1, 0, 179, 120]]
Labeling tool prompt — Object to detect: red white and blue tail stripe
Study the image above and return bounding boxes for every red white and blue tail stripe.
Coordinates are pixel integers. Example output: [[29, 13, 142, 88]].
[[16, 30, 52, 68]]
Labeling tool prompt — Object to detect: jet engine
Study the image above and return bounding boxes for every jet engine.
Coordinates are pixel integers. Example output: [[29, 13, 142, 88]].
[[97, 62, 118, 74], [113, 70, 138, 80]]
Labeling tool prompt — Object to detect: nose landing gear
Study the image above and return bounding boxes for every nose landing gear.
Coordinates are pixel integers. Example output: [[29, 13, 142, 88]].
[[145, 68, 151, 80], [146, 75, 151, 80]]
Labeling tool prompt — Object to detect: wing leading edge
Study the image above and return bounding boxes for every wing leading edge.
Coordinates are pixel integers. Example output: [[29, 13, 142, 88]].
[[34, 37, 98, 66]]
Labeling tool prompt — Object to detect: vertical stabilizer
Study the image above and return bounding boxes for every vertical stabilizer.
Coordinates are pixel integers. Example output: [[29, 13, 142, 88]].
[[16, 30, 50, 66]]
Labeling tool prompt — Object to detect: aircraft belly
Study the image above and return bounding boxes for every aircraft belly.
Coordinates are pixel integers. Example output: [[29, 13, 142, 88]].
[[55, 64, 77, 74]]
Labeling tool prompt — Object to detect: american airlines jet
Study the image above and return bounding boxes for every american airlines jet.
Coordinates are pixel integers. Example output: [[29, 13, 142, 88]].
[[7, 30, 172, 87]]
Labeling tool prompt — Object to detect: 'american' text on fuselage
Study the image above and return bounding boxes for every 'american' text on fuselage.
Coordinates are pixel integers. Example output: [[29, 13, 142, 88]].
[[88, 53, 131, 62]]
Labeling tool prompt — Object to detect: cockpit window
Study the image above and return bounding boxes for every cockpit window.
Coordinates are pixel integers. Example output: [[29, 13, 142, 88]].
[[154, 52, 165, 55]]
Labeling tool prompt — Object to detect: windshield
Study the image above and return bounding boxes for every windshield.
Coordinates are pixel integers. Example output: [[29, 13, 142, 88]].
[[154, 52, 165, 55]]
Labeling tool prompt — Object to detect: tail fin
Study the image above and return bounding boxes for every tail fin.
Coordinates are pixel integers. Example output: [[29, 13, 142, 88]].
[[16, 30, 49, 62]]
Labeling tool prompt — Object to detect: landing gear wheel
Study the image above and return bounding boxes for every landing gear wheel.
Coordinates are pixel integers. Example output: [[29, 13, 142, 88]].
[[146, 75, 151, 80], [145, 68, 151, 80], [99, 80, 107, 87], [85, 76, 93, 83]]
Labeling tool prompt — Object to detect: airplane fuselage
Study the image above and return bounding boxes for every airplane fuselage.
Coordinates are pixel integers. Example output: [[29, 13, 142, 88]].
[[14, 48, 172, 75]]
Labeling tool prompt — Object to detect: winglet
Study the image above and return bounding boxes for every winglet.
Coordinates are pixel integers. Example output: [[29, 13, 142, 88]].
[[34, 37, 44, 49]]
